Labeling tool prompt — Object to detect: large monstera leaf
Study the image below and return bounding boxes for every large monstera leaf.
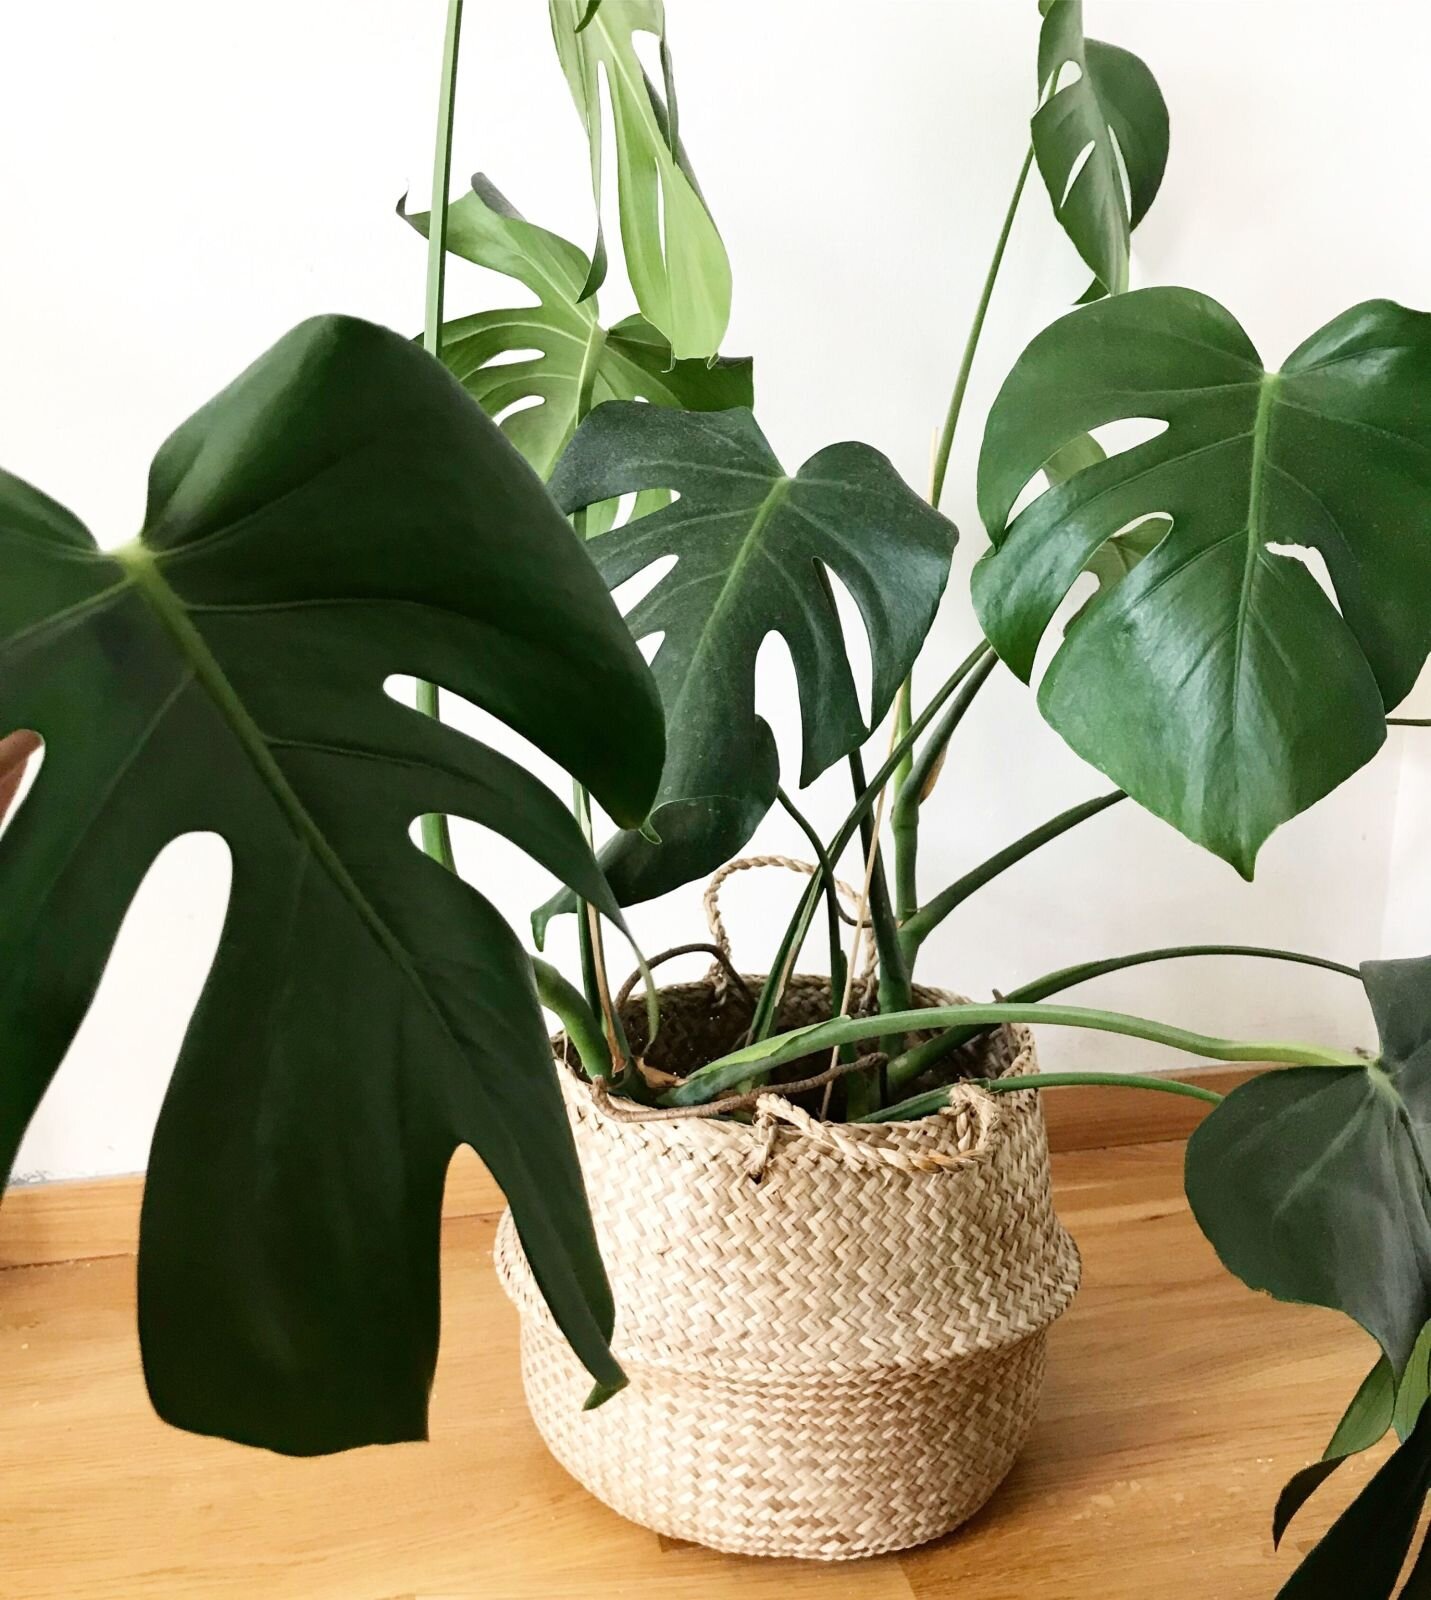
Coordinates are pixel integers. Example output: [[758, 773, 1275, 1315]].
[[974, 288, 1431, 877], [548, 0, 731, 359], [403, 176, 751, 526], [1188, 955, 1431, 1400], [1187, 955, 1431, 1593], [539, 403, 956, 911], [0, 316, 664, 1454], [1033, 0, 1169, 299]]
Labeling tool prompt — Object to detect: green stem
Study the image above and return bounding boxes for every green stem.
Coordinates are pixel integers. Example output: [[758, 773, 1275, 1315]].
[[415, 0, 465, 871], [746, 642, 991, 1044], [533, 956, 612, 1080], [892, 681, 917, 925], [659, 1000, 1363, 1109], [1389, 717, 1431, 727], [862, 1071, 1224, 1124], [776, 787, 848, 1010], [887, 942, 1361, 1090], [901, 789, 1126, 957], [890, 647, 998, 924], [929, 145, 1034, 512], [849, 750, 910, 1016], [891, 145, 1031, 918]]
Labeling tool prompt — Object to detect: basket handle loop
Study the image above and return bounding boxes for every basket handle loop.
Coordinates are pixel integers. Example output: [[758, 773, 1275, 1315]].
[[702, 855, 876, 1005], [743, 1084, 1001, 1182]]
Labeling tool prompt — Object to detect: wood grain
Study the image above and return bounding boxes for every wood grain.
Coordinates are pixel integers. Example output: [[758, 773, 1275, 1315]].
[[0, 1137, 1378, 1598]]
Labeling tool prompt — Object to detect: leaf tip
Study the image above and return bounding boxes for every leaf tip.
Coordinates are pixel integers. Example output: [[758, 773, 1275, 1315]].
[[583, 1372, 628, 1410]]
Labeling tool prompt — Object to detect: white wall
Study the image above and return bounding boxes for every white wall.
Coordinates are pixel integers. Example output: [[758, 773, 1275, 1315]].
[[3, 0, 1428, 1179]]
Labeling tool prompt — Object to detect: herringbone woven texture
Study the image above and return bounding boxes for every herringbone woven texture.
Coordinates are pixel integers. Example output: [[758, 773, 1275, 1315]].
[[496, 975, 1080, 1560]]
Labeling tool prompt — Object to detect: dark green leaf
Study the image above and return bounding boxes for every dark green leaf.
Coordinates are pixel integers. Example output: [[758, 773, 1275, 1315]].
[[1273, 1402, 1431, 1599], [1033, 0, 1169, 298], [1275, 1358, 1396, 1546], [539, 402, 956, 910], [0, 316, 664, 1454], [1186, 956, 1431, 1385], [403, 177, 751, 523], [548, 0, 731, 358], [1041, 434, 1170, 626], [974, 290, 1431, 876]]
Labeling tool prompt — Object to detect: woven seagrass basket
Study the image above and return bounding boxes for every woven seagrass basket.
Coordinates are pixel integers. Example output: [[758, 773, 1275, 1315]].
[[496, 971, 1080, 1561]]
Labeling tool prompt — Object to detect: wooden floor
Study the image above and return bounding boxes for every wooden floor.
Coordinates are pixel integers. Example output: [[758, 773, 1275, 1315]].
[[0, 1138, 1382, 1600]]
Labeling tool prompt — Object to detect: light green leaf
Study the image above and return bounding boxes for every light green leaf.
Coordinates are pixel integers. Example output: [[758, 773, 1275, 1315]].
[[974, 289, 1431, 877], [403, 177, 750, 526], [539, 403, 957, 910], [548, 0, 732, 359], [1033, 0, 1169, 298], [0, 316, 664, 1454]]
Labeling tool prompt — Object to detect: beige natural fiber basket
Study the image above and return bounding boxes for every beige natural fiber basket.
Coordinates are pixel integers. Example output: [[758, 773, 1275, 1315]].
[[496, 971, 1080, 1561]]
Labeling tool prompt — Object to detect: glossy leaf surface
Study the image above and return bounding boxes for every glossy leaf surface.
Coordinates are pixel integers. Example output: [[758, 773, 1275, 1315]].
[[975, 289, 1431, 875], [0, 316, 664, 1454], [541, 402, 956, 908], [1187, 956, 1431, 1382]]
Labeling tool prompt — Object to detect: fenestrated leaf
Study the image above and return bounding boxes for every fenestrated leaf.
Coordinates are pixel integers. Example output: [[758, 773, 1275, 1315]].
[[402, 177, 751, 526], [1186, 956, 1431, 1392], [1033, 0, 1169, 299], [548, 0, 731, 359], [0, 316, 665, 1454], [1272, 1403, 1431, 1599], [974, 289, 1431, 877], [1040, 434, 1170, 627], [538, 402, 957, 911]]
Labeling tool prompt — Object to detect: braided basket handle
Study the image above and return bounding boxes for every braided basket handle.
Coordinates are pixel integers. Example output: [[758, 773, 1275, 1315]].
[[702, 855, 877, 1004]]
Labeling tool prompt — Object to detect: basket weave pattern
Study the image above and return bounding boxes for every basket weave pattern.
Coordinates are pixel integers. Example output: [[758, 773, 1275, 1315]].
[[496, 975, 1081, 1560]]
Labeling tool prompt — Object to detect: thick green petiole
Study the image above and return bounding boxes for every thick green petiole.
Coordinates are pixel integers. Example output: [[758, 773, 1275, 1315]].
[[747, 641, 994, 1044], [533, 956, 612, 1081], [660, 1000, 1365, 1109], [414, 0, 465, 872], [860, 1071, 1226, 1124], [900, 790, 1126, 958], [886, 942, 1360, 1090]]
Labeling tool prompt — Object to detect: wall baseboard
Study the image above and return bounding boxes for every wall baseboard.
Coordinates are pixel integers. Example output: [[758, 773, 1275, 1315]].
[[0, 1064, 1255, 1274]]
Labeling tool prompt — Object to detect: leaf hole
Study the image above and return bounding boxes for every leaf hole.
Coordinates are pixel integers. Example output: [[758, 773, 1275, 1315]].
[[479, 346, 543, 369], [0, 729, 44, 843], [1087, 417, 1168, 456], [1267, 542, 1342, 614], [1042, 57, 1083, 104], [1060, 141, 1097, 208], [819, 564, 875, 730], [754, 628, 804, 783], [492, 393, 544, 427], [610, 551, 676, 619]]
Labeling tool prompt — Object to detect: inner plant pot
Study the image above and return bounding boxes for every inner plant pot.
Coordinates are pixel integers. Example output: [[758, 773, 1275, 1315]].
[[496, 972, 1080, 1562]]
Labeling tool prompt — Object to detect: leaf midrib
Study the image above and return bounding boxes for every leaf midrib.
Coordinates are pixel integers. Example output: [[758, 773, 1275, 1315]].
[[661, 474, 793, 725], [1226, 373, 1280, 839], [115, 541, 457, 1043]]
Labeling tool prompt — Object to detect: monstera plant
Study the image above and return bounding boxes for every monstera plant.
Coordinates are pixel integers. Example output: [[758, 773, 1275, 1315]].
[[2, 0, 1429, 1592]]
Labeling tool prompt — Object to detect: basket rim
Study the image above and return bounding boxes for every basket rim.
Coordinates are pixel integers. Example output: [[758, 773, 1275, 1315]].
[[549, 970, 1042, 1154]]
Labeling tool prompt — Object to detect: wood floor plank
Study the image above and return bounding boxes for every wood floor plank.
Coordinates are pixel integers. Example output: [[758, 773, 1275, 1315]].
[[0, 1142, 1375, 1598]]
